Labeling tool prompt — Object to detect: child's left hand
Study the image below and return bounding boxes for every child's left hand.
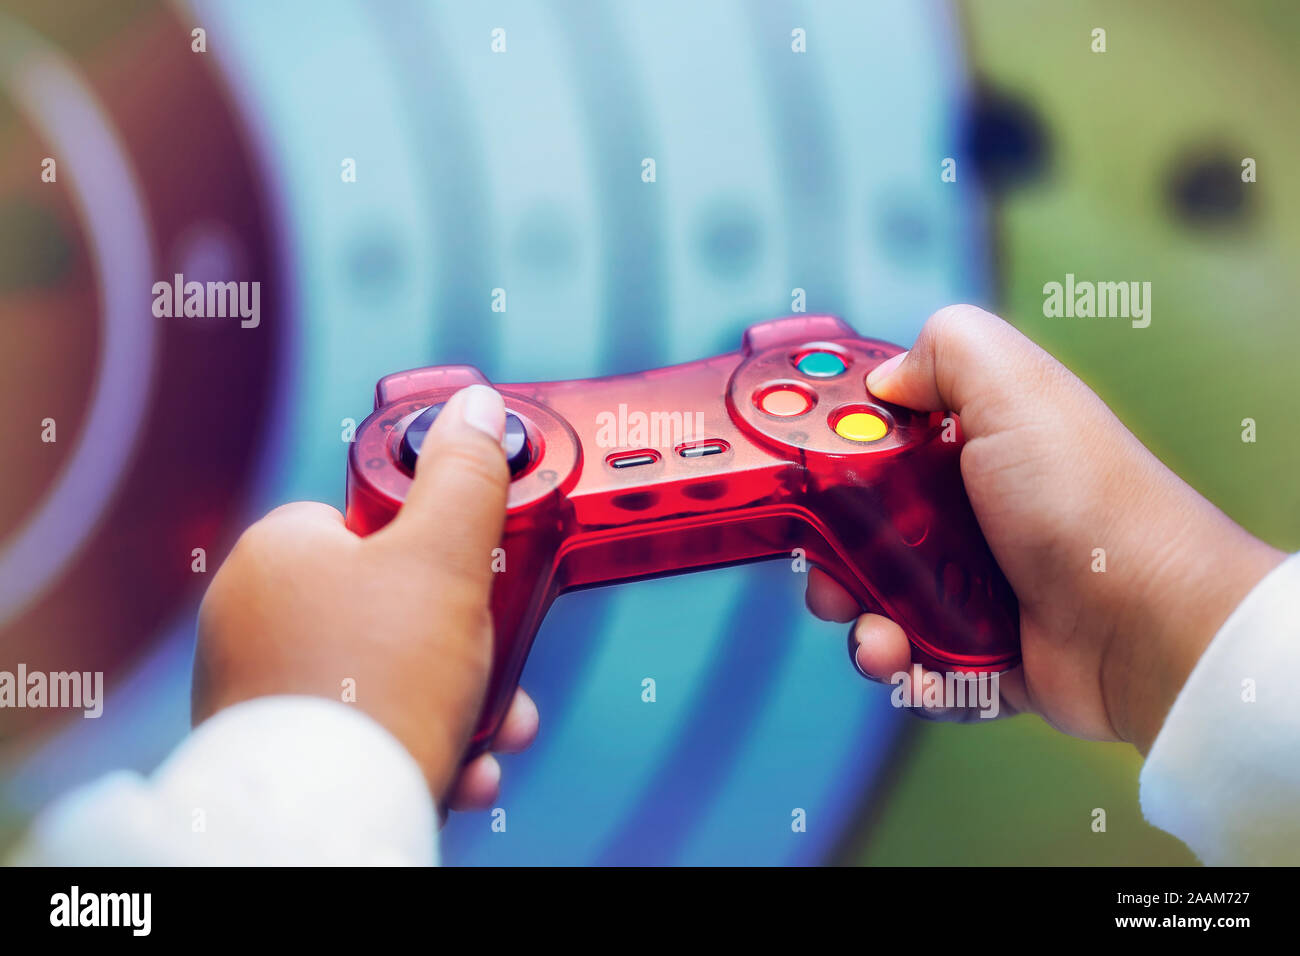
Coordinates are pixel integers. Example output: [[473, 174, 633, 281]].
[[192, 385, 535, 813]]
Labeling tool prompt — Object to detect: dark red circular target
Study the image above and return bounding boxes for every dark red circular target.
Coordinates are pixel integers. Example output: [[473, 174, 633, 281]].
[[0, 1, 282, 747]]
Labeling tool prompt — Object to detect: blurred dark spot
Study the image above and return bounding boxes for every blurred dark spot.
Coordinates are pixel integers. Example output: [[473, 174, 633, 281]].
[[345, 231, 403, 296], [513, 203, 577, 272], [876, 194, 931, 265], [175, 223, 241, 284], [961, 87, 1049, 191], [0, 200, 72, 292], [1167, 150, 1253, 228], [696, 201, 761, 279], [612, 491, 657, 511], [682, 480, 726, 501]]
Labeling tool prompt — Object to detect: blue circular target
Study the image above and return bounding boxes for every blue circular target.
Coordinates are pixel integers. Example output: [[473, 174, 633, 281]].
[[8, 0, 989, 865]]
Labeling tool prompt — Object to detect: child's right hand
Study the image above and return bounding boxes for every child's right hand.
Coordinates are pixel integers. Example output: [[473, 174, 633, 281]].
[[193, 385, 532, 811], [806, 305, 1284, 753]]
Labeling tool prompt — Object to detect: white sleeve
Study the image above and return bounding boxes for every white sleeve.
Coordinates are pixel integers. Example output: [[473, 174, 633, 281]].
[[8, 696, 439, 866], [1140, 551, 1300, 865]]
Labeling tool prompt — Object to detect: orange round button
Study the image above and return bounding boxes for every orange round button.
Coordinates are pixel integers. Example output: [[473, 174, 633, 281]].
[[834, 411, 888, 442], [758, 387, 812, 417]]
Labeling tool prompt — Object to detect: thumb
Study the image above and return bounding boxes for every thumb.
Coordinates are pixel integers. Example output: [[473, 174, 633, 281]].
[[381, 384, 510, 596], [865, 304, 1059, 438]]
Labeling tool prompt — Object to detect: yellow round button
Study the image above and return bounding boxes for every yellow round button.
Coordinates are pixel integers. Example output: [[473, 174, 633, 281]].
[[834, 411, 888, 443]]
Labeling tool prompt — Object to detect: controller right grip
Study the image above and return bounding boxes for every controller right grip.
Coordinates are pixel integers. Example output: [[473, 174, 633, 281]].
[[810, 436, 1020, 672]]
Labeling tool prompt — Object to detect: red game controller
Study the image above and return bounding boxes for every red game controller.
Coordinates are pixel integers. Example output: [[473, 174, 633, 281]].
[[346, 315, 1020, 755]]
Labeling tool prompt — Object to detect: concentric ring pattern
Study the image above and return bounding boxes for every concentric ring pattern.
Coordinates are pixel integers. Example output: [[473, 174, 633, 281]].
[[3, 0, 988, 865]]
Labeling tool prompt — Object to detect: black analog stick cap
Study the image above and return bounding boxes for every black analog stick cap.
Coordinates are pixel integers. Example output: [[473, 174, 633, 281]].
[[398, 403, 532, 478], [502, 412, 531, 476]]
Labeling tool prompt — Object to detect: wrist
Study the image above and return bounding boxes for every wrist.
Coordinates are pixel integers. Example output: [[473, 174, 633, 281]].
[[384, 709, 468, 804], [1101, 509, 1284, 754]]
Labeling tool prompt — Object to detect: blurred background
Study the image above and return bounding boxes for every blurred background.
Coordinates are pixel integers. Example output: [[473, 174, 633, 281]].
[[0, 0, 1296, 865]]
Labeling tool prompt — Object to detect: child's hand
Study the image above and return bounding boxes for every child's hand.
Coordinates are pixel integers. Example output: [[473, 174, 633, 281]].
[[192, 385, 535, 810], [806, 305, 1284, 752]]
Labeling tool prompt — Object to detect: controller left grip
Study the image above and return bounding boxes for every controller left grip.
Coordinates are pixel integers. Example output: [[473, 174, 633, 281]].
[[468, 523, 562, 756]]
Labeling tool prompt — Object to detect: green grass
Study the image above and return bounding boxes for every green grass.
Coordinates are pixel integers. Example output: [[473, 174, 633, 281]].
[[845, 0, 1299, 866]]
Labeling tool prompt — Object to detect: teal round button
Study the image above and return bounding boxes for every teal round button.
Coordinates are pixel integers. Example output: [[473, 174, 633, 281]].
[[795, 350, 847, 378]]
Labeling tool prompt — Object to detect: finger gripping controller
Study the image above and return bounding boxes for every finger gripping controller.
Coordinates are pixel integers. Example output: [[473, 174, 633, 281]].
[[346, 315, 1020, 756]]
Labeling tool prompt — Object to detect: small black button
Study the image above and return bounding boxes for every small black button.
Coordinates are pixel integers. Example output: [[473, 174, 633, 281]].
[[609, 453, 659, 469], [399, 403, 532, 478], [679, 442, 726, 458]]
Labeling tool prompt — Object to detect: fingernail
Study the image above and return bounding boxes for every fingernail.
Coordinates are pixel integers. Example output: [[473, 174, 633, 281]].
[[866, 351, 907, 390], [456, 384, 505, 441], [848, 621, 876, 681], [852, 645, 874, 681]]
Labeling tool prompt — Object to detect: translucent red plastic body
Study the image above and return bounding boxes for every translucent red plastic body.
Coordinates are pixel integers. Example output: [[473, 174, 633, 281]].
[[346, 315, 1020, 755]]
